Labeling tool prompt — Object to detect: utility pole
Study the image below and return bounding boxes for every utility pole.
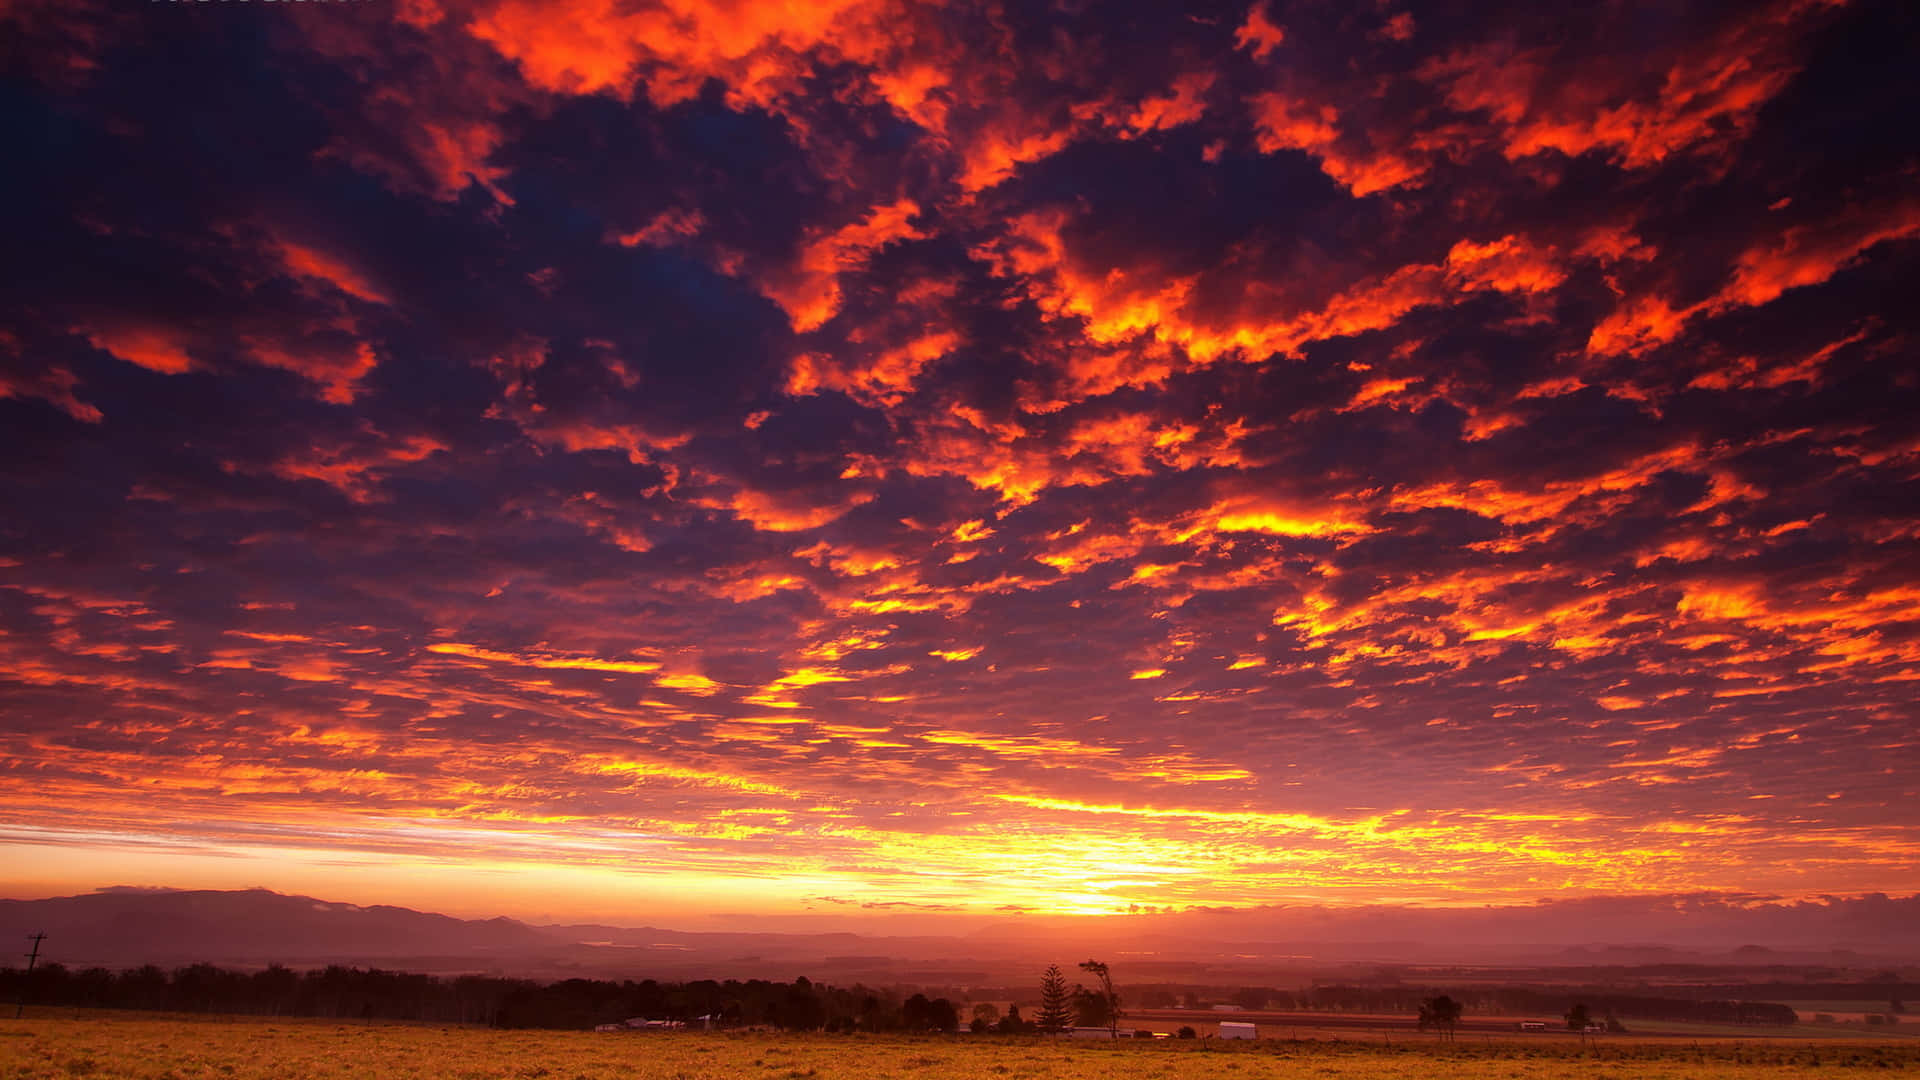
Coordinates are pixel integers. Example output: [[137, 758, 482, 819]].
[[15, 933, 45, 1019]]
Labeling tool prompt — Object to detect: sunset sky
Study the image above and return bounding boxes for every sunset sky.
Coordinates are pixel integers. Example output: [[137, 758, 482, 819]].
[[1, 0, 1917, 929]]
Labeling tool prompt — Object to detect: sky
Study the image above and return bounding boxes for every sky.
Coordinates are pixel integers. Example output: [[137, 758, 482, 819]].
[[0, 0, 1917, 930]]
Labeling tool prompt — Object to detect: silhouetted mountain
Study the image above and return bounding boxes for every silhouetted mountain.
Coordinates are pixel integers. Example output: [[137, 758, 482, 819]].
[[0, 889, 1015, 977], [4, 888, 1916, 979], [0, 888, 548, 967]]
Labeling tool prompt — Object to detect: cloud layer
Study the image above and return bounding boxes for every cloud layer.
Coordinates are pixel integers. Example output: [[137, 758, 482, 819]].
[[1, 0, 1916, 920]]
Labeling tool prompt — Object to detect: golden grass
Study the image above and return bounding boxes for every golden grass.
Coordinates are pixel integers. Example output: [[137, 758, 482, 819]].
[[3, 1014, 1917, 1080]]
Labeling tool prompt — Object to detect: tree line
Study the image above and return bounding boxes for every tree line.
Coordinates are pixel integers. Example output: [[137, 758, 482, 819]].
[[1326, 984, 1795, 1026], [0, 959, 1135, 1034], [0, 963, 949, 1030], [2, 960, 1798, 1031], [1195, 983, 1793, 1025]]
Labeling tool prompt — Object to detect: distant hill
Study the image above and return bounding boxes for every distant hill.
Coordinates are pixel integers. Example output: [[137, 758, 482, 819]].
[[4, 887, 1916, 978], [0, 889, 1002, 978], [0, 888, 549, 967]]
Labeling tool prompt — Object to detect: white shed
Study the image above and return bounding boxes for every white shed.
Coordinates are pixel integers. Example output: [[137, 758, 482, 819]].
[[1218, 1021, 1256, 1040]]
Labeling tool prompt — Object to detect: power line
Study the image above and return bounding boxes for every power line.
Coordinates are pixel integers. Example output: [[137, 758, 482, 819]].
[[15, 933, 45, 1019]]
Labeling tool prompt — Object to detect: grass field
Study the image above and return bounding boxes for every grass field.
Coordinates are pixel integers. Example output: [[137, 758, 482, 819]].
[[1621, 1016, 1915, 1040], [4, 1013, 1917, 1080], [1776, 1003, 1911, 1027]]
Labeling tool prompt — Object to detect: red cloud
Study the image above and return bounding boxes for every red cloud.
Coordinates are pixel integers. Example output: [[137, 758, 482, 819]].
[[1424, 0, 1838, 170], [274, 238, 392, 307], [247, 338, 380, 406], [84, 325, 195, 375], [1235, 2, 1286, 61], [0, 361, 102, 424]]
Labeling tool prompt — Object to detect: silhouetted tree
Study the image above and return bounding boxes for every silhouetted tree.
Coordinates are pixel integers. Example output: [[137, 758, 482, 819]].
[[251, 964, 299, 1016], [901, 993, 959, 1032], [1073, 987, 1111, 1028], [777, 977, 826, 1031], [69, 968, 115, 1011], [1419, 994, 1462, 1041], [1079, 960, 1120, 1038], [1036, 965, 1072, 1033], [1234, 987, 1271, 1011], [1567, 1002, 1592, 1039]]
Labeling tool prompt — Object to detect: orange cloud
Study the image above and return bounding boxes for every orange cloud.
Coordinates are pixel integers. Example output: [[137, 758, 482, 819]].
[[981, 209, 1569, 380], [1184, 495, 1373, 541], [1586, 295, 1695, 357], [1589, 203, 1920, 357], [1720, 205, 1920, 310], [713, 485, 876, 533], [762, 198, 926, 332], [524, 418, 690, 466], [1080, 71, 1215, 139], [426, 642, 663, 674], [467, 0, 870, 108], [788, 328, 958, 406], [1249, 91, 1427, 196]]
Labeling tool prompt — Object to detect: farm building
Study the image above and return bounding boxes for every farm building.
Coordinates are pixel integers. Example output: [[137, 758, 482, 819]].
[[1218, 1021, 1256, 1039]]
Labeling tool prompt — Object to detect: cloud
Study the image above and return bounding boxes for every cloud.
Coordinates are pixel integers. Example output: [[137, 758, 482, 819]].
[[1423, 0, 1838, 171], [84, 325, 196, 375]]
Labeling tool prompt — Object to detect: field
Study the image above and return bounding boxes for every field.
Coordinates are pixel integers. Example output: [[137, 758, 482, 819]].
[[4, 1014, 1918, 1080]]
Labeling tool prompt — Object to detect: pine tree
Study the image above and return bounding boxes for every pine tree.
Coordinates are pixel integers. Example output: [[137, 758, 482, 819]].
[[1036, 964, 1072, 1033]]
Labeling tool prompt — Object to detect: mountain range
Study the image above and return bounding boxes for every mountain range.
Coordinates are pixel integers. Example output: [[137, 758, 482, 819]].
[[3, 888, 1916, 982]]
